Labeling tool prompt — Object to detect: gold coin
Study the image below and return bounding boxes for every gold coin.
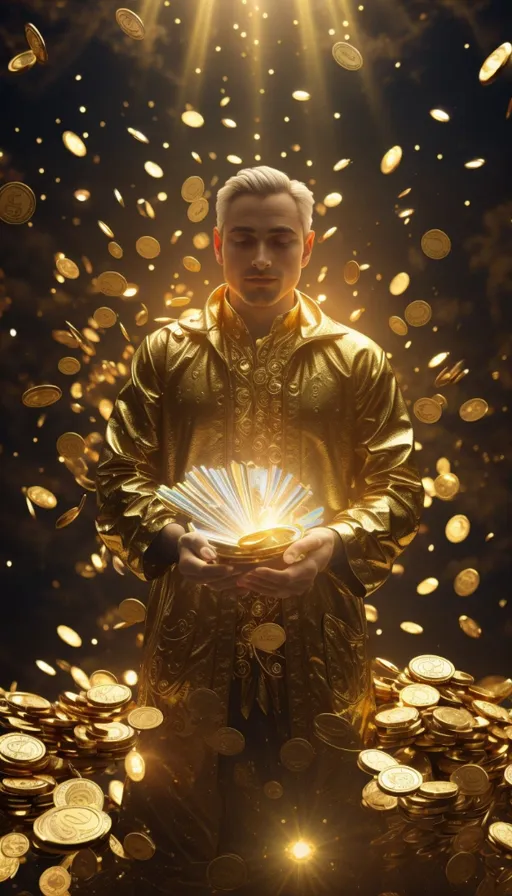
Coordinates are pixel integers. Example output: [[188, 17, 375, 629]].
[[454, 568, 480, 597], [377, 765, 423, 796], [89, 670, 118, 687], [26, 486, 57, 509], [115, 8, 146, 40], [135, 303, 148, 326], [472, 700, 509, 723], [108, 241, 123, 259], [459, 615, 482, 638], [0, 832, 30, 858], [123, 831, 155, 860], [489, 821, 512, 852], [35, 805, 109, 846], [263, 780, 284, 799], [55, 494, 87, 529], [119, 321, 131, 342], [39, 866, 71, 896], [86, 684, 132, 708], [181, 176, 205, 202], [434, 472, 460, 500], [0, 181, 36, 224], [56, 432, 86, 459], [375, 706, 419, 728], [459, 398, 488, 422], [93, 307, 118, 329], [183, 255, 201, 272], [479, 42, 512, 84], [450, 764, 489, 795], [8, 50, 37, 73], [187, 197, 209, 222], [388, 315, 408, 336], [280, 737, 315, 772], [361, 779, 397, 811], [56, 257, 80, 279], [25, 22, 48, 64], [445, 852, 477, 886], [127, 707, 164, 731], [71, 848, 98, 881], [433, 707, 473, 730], [96, 272, 127, 297], [109, 833, 130, 859], [344, 260, 360, 285], [22, 384, 62, 408], [421, 228, 451, 259], [400, 621, 423, 635], [187, 688, 222, 718], [445, 514, 470, 543], [53, 778, 105, 810], [419, 780, 458, 799], [404, 300, 432, 327], [357, 749, 398, 775], [53, 328, 79, 348], [2, 776, 49, 794], [57, 356, 81, 375], [389, 272, 410, 296], [205, 727, 245, 756], [135, 236, 161, 259], [62, 131, 87, 158], [380, 145, 402, 175], [504, 764, 512, 787], [413, 397, 442, 424], [400, 684, 440, 708], [118, 598, 146, 624], [6, 692, 51, 712], [207, 854, 248, 890], [332, 41, 363, 70], [251, 623, 286, 653], [0, 732, 46, 763], [409, 654, 455, 684]]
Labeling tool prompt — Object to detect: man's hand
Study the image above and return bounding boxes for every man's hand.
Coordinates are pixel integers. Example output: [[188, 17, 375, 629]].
[[234, 526, 339, 599], [177, 530, 263, 592]]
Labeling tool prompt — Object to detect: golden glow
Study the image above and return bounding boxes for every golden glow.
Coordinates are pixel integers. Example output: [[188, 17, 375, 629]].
[[290, 839, 315, 861]]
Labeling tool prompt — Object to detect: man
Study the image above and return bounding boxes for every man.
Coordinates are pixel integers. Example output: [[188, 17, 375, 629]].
[[95, 165, 424, 894]]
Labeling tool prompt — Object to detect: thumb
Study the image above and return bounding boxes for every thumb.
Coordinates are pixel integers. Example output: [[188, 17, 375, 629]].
[[283, 532, 321, 564]]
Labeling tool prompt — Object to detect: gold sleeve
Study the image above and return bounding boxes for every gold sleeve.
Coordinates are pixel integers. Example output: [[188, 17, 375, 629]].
[[327, 344, 424, 599], [95, 328, 178, 582]]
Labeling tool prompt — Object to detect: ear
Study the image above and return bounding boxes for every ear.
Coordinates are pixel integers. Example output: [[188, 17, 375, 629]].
[[213, 226, 223, 265], [301, 230, 315, 267]]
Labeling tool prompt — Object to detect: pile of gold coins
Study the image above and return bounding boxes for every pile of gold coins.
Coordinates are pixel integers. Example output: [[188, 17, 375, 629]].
[[358, 653, 512, 891]]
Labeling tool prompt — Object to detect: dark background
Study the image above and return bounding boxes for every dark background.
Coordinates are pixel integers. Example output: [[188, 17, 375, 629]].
[[0, 0, 511, 705]]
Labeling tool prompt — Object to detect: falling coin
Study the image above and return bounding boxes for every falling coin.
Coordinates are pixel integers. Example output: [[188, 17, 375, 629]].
[[479, 42, 512, 84], [127, 707, 164, 730], [454, 568, 480, 597], [421, 229, 451, 259], [56, 257, 80, 279], [123, 831, 155, 860], [404, 300, 432, 327], [136, 236, 161, 259], [7, 50, 37, 74], [434, 472, 460, 500], [118, 598, 146, 624], [27, 486, 57, 509], [187, 198, 209, 222], [55, 494, 86, 529], [62, 131, 87, 158], [108, 241, 124, 259], [459, 615, 482, 638], [25, 22, 48, 64], [57, 356, 81, 375], [380, 145, 403, 174], [389, 272, 410, 296], [389, 316, 408, 336], [0, 181, 36, 224], [413, 397, 442, 424], [115, 8, 146, 40], [56, 432, 86, 459], [181, 176, 205, 202], [183, 255, 201, 272], [22, 384, 62, 407], [459, 398, 488, 422], [93, 306, 118, 328], [344, 259, 360, 285], [332, 41, 363, 70], [445, 514, 471, 543], [96, 272, 127, 297]]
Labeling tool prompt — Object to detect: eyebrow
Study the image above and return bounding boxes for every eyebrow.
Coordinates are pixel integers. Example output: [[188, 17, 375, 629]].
[[227, 226, 298, 235]]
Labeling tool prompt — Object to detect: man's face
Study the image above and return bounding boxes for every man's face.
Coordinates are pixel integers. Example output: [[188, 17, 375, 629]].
[[213, 192, 315, 308]]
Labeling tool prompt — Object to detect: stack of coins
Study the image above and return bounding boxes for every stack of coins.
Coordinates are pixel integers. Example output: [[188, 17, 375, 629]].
[[359, 653, 512, 890]]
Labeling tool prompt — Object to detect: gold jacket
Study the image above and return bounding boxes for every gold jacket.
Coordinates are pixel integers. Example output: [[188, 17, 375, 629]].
[[95, 282, 424, 755]]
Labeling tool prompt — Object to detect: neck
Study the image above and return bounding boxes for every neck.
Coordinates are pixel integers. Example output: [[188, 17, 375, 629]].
[[226, 287, 297, 339]]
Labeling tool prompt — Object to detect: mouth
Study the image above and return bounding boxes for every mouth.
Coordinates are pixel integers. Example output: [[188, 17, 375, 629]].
[[245, 277, 277, 283]]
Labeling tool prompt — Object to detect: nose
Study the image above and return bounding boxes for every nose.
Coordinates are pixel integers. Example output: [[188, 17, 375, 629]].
[[252, 243, 272, 270]]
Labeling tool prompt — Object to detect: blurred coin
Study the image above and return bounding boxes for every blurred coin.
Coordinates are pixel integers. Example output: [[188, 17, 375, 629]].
[[450, 764, 489, 795], [57, 356, 81, 375], [362, 779, 398, 811], [205, 727, 245, 756], [96, 272, 127, 297], [181, 176, 205, 202], [127, 707, 163, 730], [280, 738, 315, 772], [62, 131, 87, 157], [454, 568, 480, 597], [8, 50, 37, 73], [389, 316, 408, 336], [0, 182, 36, 224], [56, 257, 80, 279], [344, 260, 360, 284], [445, 514, 470, 543], [27, 486, 57, 509], [489, 821, 512, 851], [39, 866, 71, 896], [56, 432, 85, 459], [118, 598, 146, 624], [358, 749, 398, 775], [459, 398, 488, 422], [136, 236, 160, 259], [380, 146, 402, 174], [332, 41, 363, 70], [25, 23, 48, 64], [116, 8, 146, 39], [71, 848, 98, 881], [389, 272, 410, 296], [263, 781, 284, 799], [123, 831, 155, 860], [183, 255, 201, 272], [108, 241, 123, 259], [434, 472, 460, 500], [413, 397, 442, 424], [0, 832, 30, 857], [55, 494, 86, 529], [421, 229, 451, 259], [445, 852, 477, 886], [22, 385, 61, 408], [459, 615, 482, 638], [207, 854, 248, 890], [479, 42, 512, 84], [404, 300, 432, 327]]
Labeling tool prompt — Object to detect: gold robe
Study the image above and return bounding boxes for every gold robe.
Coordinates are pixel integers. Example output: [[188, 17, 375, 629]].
[[95, 282, 424, 873]]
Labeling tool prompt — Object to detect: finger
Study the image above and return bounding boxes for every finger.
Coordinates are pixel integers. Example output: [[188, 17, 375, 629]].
[[282, 533, 323, 563], [241, 567, 292, 584]]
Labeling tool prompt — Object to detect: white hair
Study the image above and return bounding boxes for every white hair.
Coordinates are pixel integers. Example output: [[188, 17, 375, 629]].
[[216, 165, 315, 239]]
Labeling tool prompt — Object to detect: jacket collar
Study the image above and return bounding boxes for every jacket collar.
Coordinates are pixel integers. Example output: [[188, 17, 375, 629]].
[[178, 283, 348, 348]]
